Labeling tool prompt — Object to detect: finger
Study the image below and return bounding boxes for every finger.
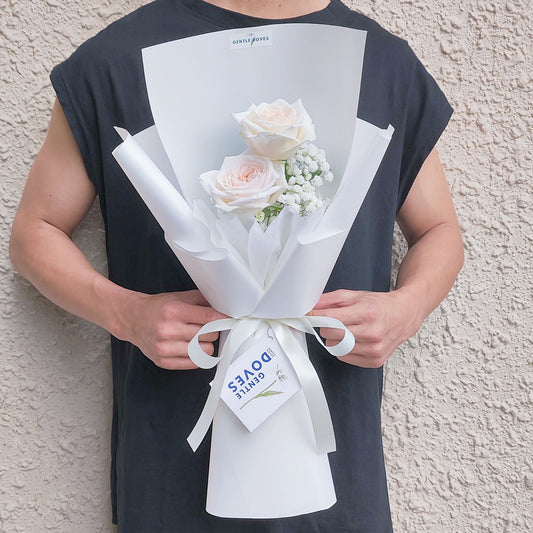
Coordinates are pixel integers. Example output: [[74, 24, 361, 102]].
[[179, 291, 229, 322], [311, 289, 358, 311], [316, 305, 366, 331], [319, 326, 346, 341], [160, 340, 217, 357], [152, 340, 216, 367], [325, 338, 389, 360], [156, 323, 210, 342], [198, 341, 217, 356], [314, 304, 367, 327], [183, 303, 227, 325], [198, 331, 220, 343], [320, 324, 375, 343]]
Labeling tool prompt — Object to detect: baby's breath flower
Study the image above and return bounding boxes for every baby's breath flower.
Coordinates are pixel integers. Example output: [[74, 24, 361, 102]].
[[308, 160, 318, 173], [256, 141, 334, 225]]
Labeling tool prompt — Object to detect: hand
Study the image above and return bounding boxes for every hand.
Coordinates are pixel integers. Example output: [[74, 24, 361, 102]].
[[123, 290, 226, 370], [310, 289, 421, 368]]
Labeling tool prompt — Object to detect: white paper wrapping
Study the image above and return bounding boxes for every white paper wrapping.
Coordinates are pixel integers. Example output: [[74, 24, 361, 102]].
[[112, 24, 394, 519]]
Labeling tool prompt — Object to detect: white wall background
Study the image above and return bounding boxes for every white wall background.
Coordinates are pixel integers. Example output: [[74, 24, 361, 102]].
[[1, 0, 531, 531]]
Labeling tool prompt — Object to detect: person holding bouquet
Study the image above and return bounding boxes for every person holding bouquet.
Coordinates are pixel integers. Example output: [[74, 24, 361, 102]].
[[9, 0, 463, 531]]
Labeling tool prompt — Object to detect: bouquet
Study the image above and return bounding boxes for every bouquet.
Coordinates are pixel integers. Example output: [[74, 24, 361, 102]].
[[112, 23, 394, 519]]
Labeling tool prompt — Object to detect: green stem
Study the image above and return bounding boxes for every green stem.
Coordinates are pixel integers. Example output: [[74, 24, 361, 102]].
[[240, 380, 277, 410]]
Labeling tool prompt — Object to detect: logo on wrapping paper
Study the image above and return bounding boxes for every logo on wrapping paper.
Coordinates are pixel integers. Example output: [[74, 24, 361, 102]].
[[220, 330, 301, 431], [230, 30, 273, 49]]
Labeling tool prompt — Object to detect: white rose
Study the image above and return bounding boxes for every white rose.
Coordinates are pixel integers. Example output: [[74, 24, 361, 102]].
[[233, 99, 316, 160], [199, 154, 286, 214]]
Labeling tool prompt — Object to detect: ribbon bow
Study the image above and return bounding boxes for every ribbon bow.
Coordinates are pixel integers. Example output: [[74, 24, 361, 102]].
[[187, 316, 355, 455]]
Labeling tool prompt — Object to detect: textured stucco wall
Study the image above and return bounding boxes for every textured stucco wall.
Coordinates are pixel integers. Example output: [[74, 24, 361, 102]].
[[1, 1, 531, 532]]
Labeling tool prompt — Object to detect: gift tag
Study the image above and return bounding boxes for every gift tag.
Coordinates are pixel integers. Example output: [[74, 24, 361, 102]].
[[220, 329, 301, 432]]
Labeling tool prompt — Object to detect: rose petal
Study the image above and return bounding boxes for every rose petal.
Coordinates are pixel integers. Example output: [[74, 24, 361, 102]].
[[199, 153, 285, 215]]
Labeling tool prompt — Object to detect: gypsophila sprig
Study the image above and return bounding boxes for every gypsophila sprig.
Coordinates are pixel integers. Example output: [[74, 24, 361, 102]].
[[255, 142, 333, 228]]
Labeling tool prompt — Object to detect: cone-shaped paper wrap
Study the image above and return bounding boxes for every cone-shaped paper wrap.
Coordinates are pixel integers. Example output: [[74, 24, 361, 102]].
[[112, 24, 394, 518]]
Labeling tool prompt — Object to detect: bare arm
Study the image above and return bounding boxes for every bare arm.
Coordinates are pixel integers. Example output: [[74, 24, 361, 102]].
[[10, 99, 224, 369], [312, 148, 464, 368]]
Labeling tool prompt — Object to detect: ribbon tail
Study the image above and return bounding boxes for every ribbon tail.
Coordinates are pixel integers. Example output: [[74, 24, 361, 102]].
[[187, 319, 260, 451], [187, 334, 234, 451], [270, 322, 336, 455]]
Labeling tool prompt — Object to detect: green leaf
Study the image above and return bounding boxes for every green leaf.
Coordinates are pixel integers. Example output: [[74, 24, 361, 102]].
[[254, 390, 283, 399], [240, 380, 284, 409]]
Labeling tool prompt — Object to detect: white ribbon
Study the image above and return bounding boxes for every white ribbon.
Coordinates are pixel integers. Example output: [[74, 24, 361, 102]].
[[187, 316, 355, 455]]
